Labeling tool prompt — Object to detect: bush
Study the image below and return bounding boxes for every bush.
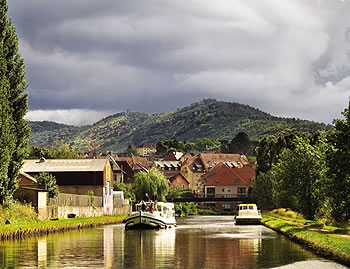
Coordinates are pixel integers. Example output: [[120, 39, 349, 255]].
[[0, 202, 37, 224], [271, 208, 304, 219]]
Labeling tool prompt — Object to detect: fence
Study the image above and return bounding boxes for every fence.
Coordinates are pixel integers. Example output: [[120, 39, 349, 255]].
[[48, 193, 103, 207]]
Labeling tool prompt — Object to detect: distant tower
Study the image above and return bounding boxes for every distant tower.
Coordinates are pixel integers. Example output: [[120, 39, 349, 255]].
[[126, 109, 131, 114]]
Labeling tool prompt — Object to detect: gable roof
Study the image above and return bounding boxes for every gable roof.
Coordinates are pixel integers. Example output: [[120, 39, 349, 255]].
[[116, 156, 149, 170], [168, 172, 190, 185], [201, 162, 255, 186], [199, 153, 249, 171], [22, 159, 108, 173], [163, 152, 184, 161]]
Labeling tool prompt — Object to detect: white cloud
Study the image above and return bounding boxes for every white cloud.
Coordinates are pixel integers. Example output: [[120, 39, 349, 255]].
[[26, 109, 114, 126]]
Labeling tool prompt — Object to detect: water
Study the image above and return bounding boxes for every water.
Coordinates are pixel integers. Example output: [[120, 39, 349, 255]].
[[0, 216, 347, 268]]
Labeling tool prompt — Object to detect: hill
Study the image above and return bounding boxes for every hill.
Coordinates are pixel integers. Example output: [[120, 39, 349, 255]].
[[29, 99, 331, 152]]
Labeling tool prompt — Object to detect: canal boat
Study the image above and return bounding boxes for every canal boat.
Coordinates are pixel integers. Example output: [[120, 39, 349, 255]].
[[125, 202, 176, 229], [235, 204, 262, 225]]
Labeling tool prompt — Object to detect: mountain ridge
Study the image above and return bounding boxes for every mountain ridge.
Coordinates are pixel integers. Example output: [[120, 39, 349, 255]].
[[29, 99, 331, 152]]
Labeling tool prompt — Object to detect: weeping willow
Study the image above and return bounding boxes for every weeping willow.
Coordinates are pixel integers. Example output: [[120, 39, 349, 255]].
[[133, 168, 169, 202]]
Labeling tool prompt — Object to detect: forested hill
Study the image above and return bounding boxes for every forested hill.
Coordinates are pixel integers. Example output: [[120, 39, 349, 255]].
[[29, 99, 331, 152]]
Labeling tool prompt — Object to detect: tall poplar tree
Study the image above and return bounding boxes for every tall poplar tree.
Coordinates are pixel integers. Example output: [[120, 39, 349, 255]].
[[0, 0, 30, 205]]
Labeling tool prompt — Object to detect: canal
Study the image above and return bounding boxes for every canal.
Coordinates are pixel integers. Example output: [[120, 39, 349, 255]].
[[0, 216, 347, 268]]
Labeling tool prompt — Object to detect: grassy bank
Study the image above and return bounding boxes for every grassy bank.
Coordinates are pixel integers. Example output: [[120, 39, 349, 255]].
[[0, 215, 127, 241], [262, 212, 350, 266]]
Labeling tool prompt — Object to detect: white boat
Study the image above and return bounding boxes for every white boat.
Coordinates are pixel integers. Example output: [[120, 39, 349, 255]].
[[235, 204, 262, 225], [125, 202, 176, 229]]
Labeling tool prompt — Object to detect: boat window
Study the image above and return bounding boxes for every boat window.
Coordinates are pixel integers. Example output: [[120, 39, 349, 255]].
[[243, 206, 248, 210], [249, 206, 254, 210]]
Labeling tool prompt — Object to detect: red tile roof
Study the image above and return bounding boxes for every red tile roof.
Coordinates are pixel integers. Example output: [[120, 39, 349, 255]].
[[201, 162, 255, 186]]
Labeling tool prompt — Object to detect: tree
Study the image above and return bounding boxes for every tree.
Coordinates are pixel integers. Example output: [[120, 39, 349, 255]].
[[27, 141, 82, 159], [272, 136, 328, 220], [36, 172, 59, 198], [326, 101, 350, 222], [0, 41, 15, 205], [133, 168, 169, 202], [114, 181, 135, 201], [251, 170, 276, 210], [0, 1, 30, 205], [228, 132, 252, 155], [125, 145, 137, 156]]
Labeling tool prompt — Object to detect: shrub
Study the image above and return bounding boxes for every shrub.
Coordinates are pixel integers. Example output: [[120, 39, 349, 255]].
[[0, 202, 37, 224]]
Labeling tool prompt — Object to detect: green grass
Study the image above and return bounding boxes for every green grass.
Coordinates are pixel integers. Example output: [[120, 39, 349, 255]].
[[262, 213, 350, 266], [0, 215, 127, 241]]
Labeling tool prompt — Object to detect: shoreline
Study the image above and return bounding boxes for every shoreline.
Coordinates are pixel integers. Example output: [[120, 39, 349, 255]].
[[0, 215, 127, 241], [261, 213, 350, 267]]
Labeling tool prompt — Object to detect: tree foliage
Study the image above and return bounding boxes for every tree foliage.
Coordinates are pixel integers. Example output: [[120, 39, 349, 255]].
[[272, 136, 328, 220], [133, 168, 169, 202], [27, 141, 83, 159], [35, 172, 59, 198], [326, 102, 350, 222], [114, 181, 136, 201], [222, 132, 253, 155], [156, 138, 221, 154], [253, 131, 329, 220], [0, 1, 30, 205]]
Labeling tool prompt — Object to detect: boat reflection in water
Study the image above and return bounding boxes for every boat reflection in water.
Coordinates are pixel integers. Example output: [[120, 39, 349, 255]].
[[117, 226, 176, 268]]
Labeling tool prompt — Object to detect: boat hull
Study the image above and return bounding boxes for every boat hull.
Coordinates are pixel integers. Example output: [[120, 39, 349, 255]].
[[235, 216, 262, 225], [125, 211, 176, 230]]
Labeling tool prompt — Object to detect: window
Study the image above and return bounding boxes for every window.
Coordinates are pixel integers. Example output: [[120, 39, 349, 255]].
[[222, 188, 225, 192], [238, 187, 246, 194], [216, 179, 219, 183], [222, 204, 231, 209], [206, 187, 215, 197], [235, 179, 240, 183]]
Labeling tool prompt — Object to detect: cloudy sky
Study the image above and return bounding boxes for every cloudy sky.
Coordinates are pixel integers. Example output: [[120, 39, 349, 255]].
[[7, 0, 350, 125]]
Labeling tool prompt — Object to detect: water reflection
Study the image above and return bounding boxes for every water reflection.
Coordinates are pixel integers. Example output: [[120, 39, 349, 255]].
[[37, 238, 47, 268], [0, 216, 348, 269]]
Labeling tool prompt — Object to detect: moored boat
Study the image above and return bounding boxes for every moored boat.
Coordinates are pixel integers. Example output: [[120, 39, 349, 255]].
[[235, 204, 262, 225], [125, 202, 176, 229]]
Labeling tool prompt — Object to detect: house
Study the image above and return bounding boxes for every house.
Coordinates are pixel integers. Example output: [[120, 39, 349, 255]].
[[199, 153, 250, 171], [136, 143, 157, 156], [180, 155, 205, 191], [151, 160, 189, 189], [181, 153, 250, 191], [198, 162, 255, 209], [21, 158, 114, 215], [168, 172, 190, 189], [163, 151, 184, 161], [14, 171, 48, 212], [115, 156, 148, 184]]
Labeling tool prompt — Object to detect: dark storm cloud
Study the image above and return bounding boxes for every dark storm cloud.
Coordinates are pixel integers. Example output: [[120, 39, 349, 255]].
[[7, 0, 350, 125]]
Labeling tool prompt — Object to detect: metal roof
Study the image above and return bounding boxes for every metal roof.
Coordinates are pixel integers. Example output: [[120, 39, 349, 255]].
[[22, 159, 108, 173]]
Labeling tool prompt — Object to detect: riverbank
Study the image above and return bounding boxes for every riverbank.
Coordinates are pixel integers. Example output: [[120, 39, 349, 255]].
[[262, 213, 350, 266], [0, 215, 127, 241]]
